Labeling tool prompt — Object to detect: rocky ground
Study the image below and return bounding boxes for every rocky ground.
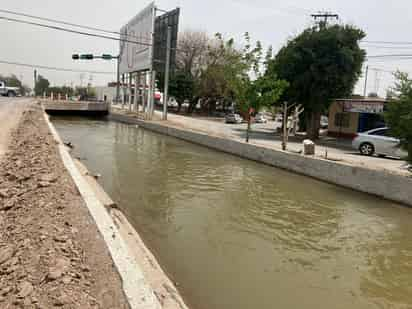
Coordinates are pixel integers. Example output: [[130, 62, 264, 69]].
[[0, 103, 130, 308]]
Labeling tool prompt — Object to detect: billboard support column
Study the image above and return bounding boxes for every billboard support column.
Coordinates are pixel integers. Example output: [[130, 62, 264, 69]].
[[134, 73, 139, 113], [163, 26, 172, 121], [116, 56, 120, 103], [121, 74, 125, 108], [149, 70, 156, 119], [128, 73, 132, 111]]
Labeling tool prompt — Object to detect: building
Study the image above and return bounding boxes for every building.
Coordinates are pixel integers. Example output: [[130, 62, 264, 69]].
[[95, 84, 118, 102], [328, 98, 387, 138]]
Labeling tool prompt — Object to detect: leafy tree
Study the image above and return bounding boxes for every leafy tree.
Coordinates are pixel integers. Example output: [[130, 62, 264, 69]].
[[197, 33, 243, 114], [34, 75, 50, 96], [385, 71, 412, 163], [168, 70, 195, 112], [267, 24, 366, 139], [229, 33, 288, 142]]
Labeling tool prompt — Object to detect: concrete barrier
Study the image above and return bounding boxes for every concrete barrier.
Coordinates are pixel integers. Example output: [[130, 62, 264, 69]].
[[42, 100, 109, 115], [109, 112, 412, 207]]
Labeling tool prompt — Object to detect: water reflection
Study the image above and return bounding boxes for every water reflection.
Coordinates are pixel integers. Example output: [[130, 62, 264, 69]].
[[53, 117, 412, 309]]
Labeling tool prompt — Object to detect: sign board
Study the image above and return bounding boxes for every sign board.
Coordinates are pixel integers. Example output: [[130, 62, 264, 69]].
[[119, 2, 155, 74], [153, 8, 180, 73], [343, 100, 385, 114]]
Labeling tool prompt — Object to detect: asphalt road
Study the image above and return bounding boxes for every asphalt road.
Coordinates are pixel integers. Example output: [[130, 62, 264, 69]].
[[0, 96, 30, 158]]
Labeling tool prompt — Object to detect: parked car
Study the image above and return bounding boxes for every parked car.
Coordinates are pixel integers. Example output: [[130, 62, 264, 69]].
[[255, 113, 267, 123], [352, 127, 407, 158], [225, 113, 243, 124]]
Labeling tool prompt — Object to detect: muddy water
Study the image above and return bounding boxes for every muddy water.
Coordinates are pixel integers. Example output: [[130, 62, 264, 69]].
[[52, 117, 412, 309]]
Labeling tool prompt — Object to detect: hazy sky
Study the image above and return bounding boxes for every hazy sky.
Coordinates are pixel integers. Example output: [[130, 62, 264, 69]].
[[1, 0, 412, 96]]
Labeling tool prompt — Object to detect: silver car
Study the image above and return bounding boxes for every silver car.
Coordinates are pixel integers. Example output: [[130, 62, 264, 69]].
[[352, 127, 407, 158], [225, 113, 242, 124]]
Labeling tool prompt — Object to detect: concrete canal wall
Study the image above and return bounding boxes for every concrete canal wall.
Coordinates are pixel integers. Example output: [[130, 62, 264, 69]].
[[45, 112, 189, 309], [109, 113, 412, 207]]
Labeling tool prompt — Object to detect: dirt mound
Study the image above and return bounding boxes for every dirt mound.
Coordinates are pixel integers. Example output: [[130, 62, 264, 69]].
[[0, 105, 129, 308]]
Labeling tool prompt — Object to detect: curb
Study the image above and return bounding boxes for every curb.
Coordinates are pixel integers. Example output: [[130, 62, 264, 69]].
[[43, 112, 162, 309]]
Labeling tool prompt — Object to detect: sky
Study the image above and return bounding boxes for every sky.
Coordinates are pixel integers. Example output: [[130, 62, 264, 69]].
[[1, 0, 412, 97]]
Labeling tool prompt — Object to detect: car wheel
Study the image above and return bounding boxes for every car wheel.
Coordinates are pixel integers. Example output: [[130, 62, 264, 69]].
[[7, 91, 15, 97], [360, 143, 374, 156]]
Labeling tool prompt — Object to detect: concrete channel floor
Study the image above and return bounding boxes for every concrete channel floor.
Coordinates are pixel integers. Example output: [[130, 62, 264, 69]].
[[112, 104, 410, 177]]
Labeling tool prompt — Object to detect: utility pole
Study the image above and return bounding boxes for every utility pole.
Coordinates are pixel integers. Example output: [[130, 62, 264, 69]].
[[34, 69, 37, 94], [363, 65, 369, 98], [311, 11, 339, 27]]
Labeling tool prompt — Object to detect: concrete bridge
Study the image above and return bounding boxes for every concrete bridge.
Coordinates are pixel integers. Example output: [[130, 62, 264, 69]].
[[42, 100, 109, 116]]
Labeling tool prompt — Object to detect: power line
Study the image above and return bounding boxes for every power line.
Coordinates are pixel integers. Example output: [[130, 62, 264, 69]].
[[363, 40, 412, 45], [0, 59, 115, 75], [0, 15, 152, 47], [0, 8, 152, 41], [367, 54, 412, 58], [361, 45, 412, 50]]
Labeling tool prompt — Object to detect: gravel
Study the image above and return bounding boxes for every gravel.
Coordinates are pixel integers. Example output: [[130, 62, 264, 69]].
[[0, 104, 130, 308]]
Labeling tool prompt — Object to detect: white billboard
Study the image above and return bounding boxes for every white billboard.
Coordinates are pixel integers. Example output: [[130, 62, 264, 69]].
[[119, 2, 155, 74]]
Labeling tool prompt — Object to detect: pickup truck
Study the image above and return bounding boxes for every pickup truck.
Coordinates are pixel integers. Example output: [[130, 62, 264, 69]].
[[0, 80, 19, 97]]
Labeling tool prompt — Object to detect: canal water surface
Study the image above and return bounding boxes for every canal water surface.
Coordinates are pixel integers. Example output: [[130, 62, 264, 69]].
[[52, 117, 412, 309]]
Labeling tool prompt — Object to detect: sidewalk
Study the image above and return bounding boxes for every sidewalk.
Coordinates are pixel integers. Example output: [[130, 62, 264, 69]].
[[112, 104, 409, 177]]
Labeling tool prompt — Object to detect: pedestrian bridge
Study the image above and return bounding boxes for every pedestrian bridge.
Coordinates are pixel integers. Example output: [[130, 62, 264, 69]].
[[42, 100, 109, 116]]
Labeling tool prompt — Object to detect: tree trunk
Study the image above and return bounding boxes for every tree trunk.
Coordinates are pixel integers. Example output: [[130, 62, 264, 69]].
[[306, 111, 321, 140], [246, 115, 251, 143]]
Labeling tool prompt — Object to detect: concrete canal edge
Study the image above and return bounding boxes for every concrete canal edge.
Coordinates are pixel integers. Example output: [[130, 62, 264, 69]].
[[109, 112, 412, 207], [43, 112, 189, 309]]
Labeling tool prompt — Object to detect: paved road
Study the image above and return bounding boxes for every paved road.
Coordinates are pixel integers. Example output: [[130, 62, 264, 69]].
[[0, 97, 30, 158]]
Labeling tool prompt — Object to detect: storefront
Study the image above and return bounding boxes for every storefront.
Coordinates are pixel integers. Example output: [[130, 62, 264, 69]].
[[328, 99, 387, 138]]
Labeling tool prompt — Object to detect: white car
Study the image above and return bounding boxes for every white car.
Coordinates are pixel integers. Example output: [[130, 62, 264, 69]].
[[352, 127, 407, 158], [225, 113, 243, 124], [255, 113, 267, 123]]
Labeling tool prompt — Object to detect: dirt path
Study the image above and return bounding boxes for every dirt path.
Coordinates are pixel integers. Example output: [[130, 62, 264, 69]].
[[0, 97, 30, 159], [0, 103, 130, 308]]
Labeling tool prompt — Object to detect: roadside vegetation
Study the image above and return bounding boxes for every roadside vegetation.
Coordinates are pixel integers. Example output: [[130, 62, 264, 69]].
[[385, 71, 412, 164], [163, 21, 366, 140], [34, 75, 96, 99]]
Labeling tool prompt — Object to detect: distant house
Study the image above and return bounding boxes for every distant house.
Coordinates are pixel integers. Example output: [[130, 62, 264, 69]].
[[328, 98, 387, 138]]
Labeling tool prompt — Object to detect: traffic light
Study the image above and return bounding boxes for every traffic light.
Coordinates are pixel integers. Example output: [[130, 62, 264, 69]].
[[72, 54, 80, 60], [102, 54, 113, 60], [80, 54, 94, 60]]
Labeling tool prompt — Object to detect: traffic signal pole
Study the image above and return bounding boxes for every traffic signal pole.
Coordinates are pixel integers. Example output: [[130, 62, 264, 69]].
[[72, 53, 119, 102]]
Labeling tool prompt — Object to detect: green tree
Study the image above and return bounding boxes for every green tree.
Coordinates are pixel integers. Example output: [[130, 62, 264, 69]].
[[267, 24, 366, 139], [198, 33, 244, 114], [168, 70, 195, 112], [385, 71, 412, 164], [229, 33, 288, 142], [34, 75, 50, 96]]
